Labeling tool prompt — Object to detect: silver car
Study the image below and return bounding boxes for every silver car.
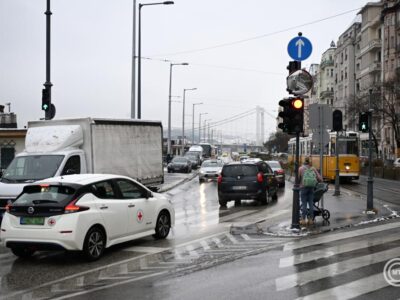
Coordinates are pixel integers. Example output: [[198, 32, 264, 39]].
[[199, 159, 224, 183]]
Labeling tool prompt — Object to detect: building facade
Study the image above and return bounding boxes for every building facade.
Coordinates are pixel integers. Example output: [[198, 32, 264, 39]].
[[334, 21, 361, 131]]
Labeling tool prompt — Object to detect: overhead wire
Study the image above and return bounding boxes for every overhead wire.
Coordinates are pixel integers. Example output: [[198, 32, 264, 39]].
[[149, 7, 362, 57]]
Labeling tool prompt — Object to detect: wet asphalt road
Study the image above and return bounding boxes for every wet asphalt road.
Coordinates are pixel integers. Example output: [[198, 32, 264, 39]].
[[72, 219, 400, 300], [1, 174, 400, 299], [0, 172, 291, 299], [342, 175, 400, 206]]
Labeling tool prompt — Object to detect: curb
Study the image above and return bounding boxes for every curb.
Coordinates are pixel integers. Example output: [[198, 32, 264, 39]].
[[159, 171, 198, 193]]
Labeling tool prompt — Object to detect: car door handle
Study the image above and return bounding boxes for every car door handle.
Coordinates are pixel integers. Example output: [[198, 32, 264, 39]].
[[100, 206, 108, 210], [128, 204, 135, 208]]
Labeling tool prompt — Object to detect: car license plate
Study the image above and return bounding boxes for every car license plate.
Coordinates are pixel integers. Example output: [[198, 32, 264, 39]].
[[232, 186, 247, 190], [20, 217, 45, 225]]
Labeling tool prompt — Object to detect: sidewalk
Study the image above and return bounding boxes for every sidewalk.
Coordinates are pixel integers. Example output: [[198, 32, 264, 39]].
[[260, 179, 400, 236]]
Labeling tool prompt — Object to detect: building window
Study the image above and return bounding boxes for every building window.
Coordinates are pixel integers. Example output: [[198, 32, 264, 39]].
[[356, 63, 360, 71], [345, 49, 348, 61], [345, 67, 348, 79], [331, 69, 334, 77], [391, 36, 395, 48]]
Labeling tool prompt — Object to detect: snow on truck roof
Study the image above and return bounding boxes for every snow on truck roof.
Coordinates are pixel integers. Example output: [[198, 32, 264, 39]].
[[25, 125, 83, 153]]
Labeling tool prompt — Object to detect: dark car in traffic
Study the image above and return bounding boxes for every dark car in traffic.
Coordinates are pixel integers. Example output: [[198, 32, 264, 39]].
[[217, 161, 278, 206], [266, 160, 286, 187], [184, 152, 202, 169], [167, 156, 192, 173]]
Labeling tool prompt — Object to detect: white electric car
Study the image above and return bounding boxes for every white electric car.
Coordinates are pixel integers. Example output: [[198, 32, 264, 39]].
[[0, 174, 174, 261]]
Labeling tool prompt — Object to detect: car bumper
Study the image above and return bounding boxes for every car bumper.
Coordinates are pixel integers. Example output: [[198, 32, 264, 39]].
[[199, 173, 219, 180], [218, 189, 263, 200], [0, 213, 88, 251]]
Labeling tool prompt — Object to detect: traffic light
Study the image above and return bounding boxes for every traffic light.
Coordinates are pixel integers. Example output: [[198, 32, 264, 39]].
[[359, 112, 369, 132], [291, 97, 304, 133], [332, 110, 343, 132], [42, 88, 50, 111], [278, 97, 304, 134], [278, 98, 292, 133]]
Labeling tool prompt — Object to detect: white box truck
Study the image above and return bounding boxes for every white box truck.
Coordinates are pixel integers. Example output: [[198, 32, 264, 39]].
[[0, 118, 164, 216]]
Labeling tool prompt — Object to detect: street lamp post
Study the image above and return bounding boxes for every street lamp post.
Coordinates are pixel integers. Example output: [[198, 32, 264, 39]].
[[192, 102, 203, 145], [137, 1, 174, 119], [199, 113, 208, 144], [182, 88, 197, 153], [131, 0, 136, 119], [204, 119, 211, 143], [167, 62, 188, 155]]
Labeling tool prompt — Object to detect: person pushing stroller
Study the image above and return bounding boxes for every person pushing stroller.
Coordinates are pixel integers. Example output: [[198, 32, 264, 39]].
[[299, 157, 323, 226]]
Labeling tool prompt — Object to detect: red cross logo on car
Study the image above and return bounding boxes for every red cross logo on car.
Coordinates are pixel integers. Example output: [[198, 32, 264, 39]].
[[137, 210, 143, 223]]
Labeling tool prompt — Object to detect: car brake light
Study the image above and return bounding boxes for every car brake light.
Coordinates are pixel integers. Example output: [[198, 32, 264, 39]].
[[277, 169, 284, 174], [64, 199, 89, 214], [257, 172, 263, 183], [217, 175, 222, 184]]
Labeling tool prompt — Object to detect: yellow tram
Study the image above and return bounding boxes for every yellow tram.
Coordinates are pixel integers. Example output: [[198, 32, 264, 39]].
[[288, 131, 360, 181]]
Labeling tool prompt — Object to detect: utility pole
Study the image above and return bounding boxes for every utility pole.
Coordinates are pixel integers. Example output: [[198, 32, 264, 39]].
[[367, 89, 374, 210], [43, 0, 54, 120]]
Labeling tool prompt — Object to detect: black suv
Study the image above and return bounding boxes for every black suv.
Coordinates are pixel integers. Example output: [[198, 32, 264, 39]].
[[217, 161, 278, 206]]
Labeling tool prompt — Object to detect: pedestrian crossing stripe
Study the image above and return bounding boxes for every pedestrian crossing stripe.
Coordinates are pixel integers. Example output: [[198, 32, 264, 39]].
[[279, 232, 400, 268], [277, 221, 400, 299], [276, 246, 400, 291], [295, 273, 389, 300], [283, 221, 399, 251]]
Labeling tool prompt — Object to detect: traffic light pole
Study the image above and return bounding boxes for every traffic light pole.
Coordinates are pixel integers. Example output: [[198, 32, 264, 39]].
[[291, 132, 300, 229], [334, 131, 340, 196], [367, 89, 374, 210], [44, 0, 53, 120]]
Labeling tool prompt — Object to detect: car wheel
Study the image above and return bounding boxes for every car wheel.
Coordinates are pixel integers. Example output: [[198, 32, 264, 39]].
[[235, 200, 241, 206], [258, 192, 267, 205], [199, 178, 204, 183], [82, 226, 106, 261], [154, 211, 171, 239], [272, 190, 278, 201], [11, 247, 35, 258], [218, 196, 227, 206], [167, 169, 171, 173]]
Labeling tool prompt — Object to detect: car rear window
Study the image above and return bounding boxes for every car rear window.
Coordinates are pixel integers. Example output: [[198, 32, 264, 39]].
[[202, 160, 223, 167], [14, 185, 76, 205], [222, 165, 258, 177], [267, 161, 281, 168], [173, 157, 187, 163]]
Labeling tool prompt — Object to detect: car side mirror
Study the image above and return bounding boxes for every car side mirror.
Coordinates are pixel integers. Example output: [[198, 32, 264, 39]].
[[146, 190, 153, 199]]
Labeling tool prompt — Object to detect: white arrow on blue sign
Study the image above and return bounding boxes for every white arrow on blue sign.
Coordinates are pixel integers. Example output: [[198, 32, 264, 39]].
[[287, 36, 312, 61]]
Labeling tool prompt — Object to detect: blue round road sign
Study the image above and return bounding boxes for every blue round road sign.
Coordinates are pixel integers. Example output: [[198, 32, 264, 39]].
[[287, 36, 312, 61]]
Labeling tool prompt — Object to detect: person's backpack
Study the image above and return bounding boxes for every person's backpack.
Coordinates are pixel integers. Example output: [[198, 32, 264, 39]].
[[303, 167, 317, 187]]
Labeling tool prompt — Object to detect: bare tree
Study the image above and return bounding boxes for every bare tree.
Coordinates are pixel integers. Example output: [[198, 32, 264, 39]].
[[264, 132, 291, 153]]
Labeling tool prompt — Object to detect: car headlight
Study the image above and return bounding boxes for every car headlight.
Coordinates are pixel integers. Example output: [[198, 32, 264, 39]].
[[200, 170, 205, 174]]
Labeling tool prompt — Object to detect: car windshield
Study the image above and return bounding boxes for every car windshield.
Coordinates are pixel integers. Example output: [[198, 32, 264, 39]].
[[202, 161, 223, 168], [222, 165, 258, 177], [185, 154, 198, 159], [172, 157, 187, 163], [267, 162, 281, 168], [1, 155, 64, 183], [14, 185, 76, 205]]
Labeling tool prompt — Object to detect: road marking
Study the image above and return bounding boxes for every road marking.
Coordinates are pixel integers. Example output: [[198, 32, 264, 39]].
[[52, 271, 168, 300], [200, 240, 210, 250], [295, 273, 389, 300], [0, 231, 229, 300], [276, 246, 400, 291], [225, 233, 239, 244], [280, 233, 400, 267], [186, 245, 199, 258], [123, 246, 168, 253], [283, 221, 400, 251], [212, 237, 224, 248], [241, 234, 251, 240]]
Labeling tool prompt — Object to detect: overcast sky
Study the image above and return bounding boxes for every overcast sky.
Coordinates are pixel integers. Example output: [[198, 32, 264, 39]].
[[0, 0, 371, 141]]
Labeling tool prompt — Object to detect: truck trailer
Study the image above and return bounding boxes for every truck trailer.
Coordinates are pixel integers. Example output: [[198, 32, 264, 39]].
[[0, 118, 164, 217]]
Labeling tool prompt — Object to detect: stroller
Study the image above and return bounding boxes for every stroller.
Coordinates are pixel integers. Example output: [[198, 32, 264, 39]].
[[311, 182, 330, 221]]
